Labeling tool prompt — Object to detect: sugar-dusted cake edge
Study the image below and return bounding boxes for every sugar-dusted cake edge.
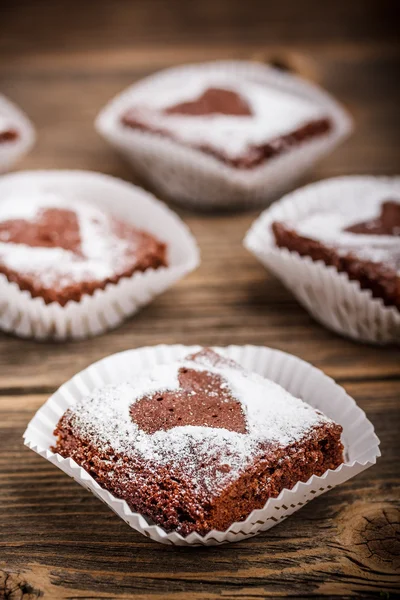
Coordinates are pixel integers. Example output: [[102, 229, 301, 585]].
[[52, 347, 344, 537], [244, 176, 400, 344], [272, 221, 400, 310], [0, 171, 199, 339], [0, 238, 167, 306], [121, 112, 333, 170], [96, 61, 352, 209], [23, 343, 380, 545], [53, 418, 343, 536]]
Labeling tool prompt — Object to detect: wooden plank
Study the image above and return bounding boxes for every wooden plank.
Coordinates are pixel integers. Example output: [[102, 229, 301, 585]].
[[1, 380, 398, 598], [1, 0, 398, 59], [0, 209, 399, 390], [1, 1, 399, 597], [1, 41, 400, 75], [0, 283, 399, 391]]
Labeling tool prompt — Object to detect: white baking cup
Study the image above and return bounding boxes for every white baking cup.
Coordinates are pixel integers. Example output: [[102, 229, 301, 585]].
[[0, 171, 199, 340], [0, 94, 35, 173], [244, 176, 400, 345], [24, 344, 379, 546], [95, 61, 352, 210]]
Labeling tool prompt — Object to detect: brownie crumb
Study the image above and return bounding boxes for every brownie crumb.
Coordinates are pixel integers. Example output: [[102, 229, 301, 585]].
[[272, 197, 400, 310], [53, 348, 344, 536], [0, 192, 167, 305], [121, 80, 333, 170]]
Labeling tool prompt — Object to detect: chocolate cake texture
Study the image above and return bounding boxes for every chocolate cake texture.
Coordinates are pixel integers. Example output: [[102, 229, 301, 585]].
[[121, 77, 332, 169], [53, 348, 344, 536], [0, 116, 18, 143], [272, 199, 400, 310], [0, 191, 167, 305]]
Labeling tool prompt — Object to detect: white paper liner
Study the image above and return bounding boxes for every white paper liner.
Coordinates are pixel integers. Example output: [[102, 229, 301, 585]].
[[24, 343, 379, 546], [0, 170, 199, 340], [0, 94, 35, 173], [95, 61, 352, 210], [244, 175, 400, 345]]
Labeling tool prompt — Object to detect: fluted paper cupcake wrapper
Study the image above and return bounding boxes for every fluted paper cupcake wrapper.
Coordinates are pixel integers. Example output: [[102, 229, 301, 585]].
[[244, 176, 400, 345], [96, 61, 352, 210], [0, 95, 35, 173], [24, 344, 379, 546], [0, 171, 199, 340]]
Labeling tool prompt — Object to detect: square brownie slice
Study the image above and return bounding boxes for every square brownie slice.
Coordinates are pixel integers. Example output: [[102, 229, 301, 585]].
[[121, 75, 332, 169], [53, 348, 343, 536], [272, 198, 400, 310], [0, 191, 167, 305]]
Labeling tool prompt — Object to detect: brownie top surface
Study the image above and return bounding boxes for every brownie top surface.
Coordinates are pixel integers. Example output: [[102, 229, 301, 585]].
[[164, 87, 253, 117], [0, 190, 164, 290], [62, 348, 337, 495], [122, 74, 327, 160], [279, 192, 400, 272]]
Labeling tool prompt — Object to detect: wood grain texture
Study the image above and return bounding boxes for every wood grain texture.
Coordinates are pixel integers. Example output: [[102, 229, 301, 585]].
[[1, 0, 400, 597], [1, 382, 399, 598]]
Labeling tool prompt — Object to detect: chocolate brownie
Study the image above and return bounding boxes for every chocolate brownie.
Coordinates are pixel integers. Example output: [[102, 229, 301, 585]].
[[0, 116, 18, 143], [53, 348, 344, 536], [121, 78, 332, 169], [0, 191, 167, 305], [272, 199, 400, 310]]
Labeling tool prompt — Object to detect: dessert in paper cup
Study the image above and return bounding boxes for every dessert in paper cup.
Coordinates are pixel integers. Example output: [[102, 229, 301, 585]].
[[24, 344, 379, 546], [0, 94, 35, 173], [0, 170, 199, 340], [244, 176, 400, 345], [95, 61, 352, 210]]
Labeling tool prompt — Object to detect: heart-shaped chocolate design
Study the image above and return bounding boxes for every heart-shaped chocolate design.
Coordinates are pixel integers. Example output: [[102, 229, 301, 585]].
[[345, 200, 400, 236], [164, 87, 252, 117], [130, 367, 248, 434], [0, 208, 82, 255]]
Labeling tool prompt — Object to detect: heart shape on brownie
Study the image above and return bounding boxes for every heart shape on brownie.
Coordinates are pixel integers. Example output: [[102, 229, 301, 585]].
[[344, 200, 400, 236], [163, 87, 253, 117], [0, 207, 83, 255], [130, 367, 248, 434]]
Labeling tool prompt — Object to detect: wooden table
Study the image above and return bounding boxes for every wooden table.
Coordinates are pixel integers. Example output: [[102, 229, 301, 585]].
[[1, 1, 399, 597]]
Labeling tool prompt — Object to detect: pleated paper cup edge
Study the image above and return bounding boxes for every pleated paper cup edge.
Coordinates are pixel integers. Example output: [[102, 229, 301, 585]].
[[246, 244, 399, 319], [23, 344, 380, 546], [24, 437, 377, 546], [95, 60, 352, 209], [0, 170, 200, 340], [244, 175, 400, 344], [242, 254, 400, 345]]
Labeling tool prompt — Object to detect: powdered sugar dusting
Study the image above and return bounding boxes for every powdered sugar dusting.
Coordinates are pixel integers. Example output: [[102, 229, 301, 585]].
[[0, 116, 15, 135], [0, 190, 138, 288], [288, 193, 400, 273], [66, 352, 334, 495], [124, 74, 327, 160]]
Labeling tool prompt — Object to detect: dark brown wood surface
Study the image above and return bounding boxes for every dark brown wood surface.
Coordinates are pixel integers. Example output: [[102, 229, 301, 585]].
[[1, 1, 399, 598]]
